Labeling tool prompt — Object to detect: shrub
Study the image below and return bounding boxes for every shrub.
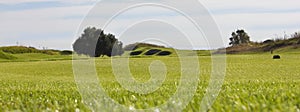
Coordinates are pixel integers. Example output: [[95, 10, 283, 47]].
[[0, 46, 40, 54], [43, 51, 60, 55], [0, 46, 65, 55], [60, 50, 73, 55]]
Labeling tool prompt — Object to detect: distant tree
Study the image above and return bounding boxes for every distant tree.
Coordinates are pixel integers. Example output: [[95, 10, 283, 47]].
[[292, 32, 300, 38], [229, 29, 251, 46], [95, 33, 124, 57], [73, 27, 124, 57], [237, 30, 250, 44], [229, 32, 239, 46], [60, 50, 73, 55], [293, 32, 300, 44]]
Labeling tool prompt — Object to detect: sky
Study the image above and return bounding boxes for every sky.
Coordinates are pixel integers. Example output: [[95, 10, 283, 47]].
[[0, 0, 300, 50]]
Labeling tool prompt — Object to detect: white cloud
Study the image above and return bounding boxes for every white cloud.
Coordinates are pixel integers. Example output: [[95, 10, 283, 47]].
[[1, 0, 300, 49], [201, 0, 300, 11], [0, 0, 47, 4], [0, 5, 94, 49]]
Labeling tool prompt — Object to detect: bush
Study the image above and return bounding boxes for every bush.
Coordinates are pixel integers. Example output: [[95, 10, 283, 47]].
[[0, 46, 65, 55], [0, 46, 40, 54], [40, 50, 60, 55], [60, 50, 73, 55]]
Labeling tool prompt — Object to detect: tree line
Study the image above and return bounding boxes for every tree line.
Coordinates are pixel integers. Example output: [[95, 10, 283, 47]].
[[73, 27, 252, 57]]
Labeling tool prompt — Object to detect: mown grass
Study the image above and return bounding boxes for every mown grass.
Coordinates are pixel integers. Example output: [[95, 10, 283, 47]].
[[0, 54, 299, 111]]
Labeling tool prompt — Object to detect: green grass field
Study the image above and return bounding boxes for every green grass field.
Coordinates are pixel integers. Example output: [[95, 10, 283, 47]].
[[0, 52, 299, 111]]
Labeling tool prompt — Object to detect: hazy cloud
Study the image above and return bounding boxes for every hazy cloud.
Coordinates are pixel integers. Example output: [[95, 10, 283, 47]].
[[0, 0, 299, 49]]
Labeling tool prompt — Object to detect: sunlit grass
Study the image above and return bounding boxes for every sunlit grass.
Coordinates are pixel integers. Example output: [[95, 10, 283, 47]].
[[0, 54, 299, 111]]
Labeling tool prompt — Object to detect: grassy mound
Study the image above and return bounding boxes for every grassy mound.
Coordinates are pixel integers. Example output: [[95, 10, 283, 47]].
[[130, 51, 143, 56], [125, 43, 214, 57], [144, 49, 162, 55], [0, 46, 73, 56], [0, 46, 40, 54], [0, 46, 73, 62], [125, 43, 173, 56], [129, 48, 173, 57], [124, 43, 166, 51], [0, 50, 17, 60]]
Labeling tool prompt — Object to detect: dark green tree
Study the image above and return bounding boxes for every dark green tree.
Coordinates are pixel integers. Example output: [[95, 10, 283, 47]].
[[229, 32, 239, 46], [237, 30, 250, 44], [73, 27, 124, 57], [229, 29, 251, 46]]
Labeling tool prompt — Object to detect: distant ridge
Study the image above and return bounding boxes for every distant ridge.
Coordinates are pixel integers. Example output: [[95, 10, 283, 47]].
[[215, 34, 300, 54], [0, 46, 73, 55], [123, 43, 167, 51]]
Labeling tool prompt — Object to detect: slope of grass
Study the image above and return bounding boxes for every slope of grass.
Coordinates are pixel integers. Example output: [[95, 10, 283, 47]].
[[275, 45, 300, 54], [0, 46, 41, 54], [0, 50, 17, 60]]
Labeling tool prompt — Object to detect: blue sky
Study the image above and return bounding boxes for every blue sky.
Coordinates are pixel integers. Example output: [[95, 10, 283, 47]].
[[0, 0, 300, 50]]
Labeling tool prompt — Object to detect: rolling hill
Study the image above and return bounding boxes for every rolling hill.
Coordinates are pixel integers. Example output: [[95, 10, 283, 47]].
[[215, 35, 300, 54], [0, 46, 73, 62]]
